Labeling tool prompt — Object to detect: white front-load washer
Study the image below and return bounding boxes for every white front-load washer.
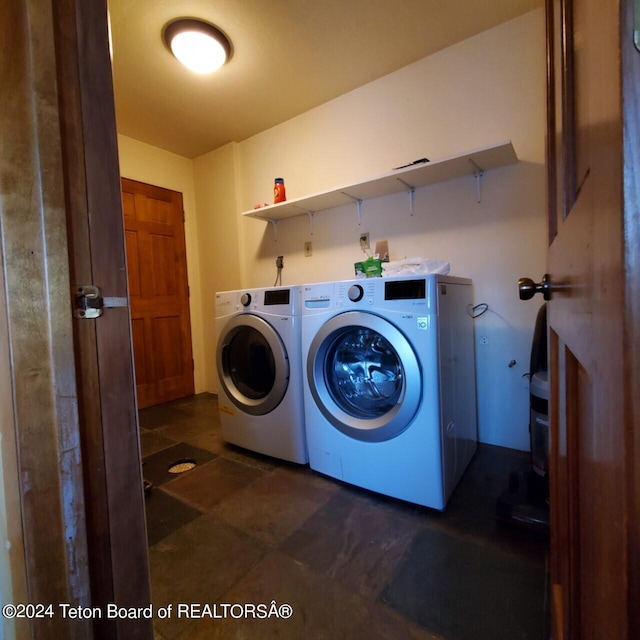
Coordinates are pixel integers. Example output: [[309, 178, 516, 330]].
[[301, 275, 477, 509], [215, 286, 307, 463]]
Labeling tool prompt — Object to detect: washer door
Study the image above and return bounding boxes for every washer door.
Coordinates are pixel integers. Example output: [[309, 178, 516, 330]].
[[217, 314, 289, 416], [307, 311, 421, 442]]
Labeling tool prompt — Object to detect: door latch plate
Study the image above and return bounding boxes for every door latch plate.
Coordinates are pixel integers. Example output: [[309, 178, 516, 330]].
[[74, 285, 103, 319]]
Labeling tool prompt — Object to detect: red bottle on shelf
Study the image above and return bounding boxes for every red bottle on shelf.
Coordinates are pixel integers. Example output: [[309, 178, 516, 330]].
[[274, 177, 286, 203]]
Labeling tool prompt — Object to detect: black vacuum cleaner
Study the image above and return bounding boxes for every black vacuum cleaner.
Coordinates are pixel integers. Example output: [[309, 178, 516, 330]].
[[496, 303, 550, 533]]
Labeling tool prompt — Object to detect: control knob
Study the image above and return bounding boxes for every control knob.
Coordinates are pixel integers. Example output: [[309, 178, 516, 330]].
[[348, 284, 364, 302], [240, 293, 252, 307]]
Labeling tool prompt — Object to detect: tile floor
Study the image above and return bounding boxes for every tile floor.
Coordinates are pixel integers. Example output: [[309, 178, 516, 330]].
[[140, 393, 550, 640]]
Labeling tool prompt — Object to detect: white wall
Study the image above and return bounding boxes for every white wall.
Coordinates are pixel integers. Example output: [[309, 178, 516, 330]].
[[117, 135, 206, 394], [192, 143, 243, 391], [230, 9, 547, 450]]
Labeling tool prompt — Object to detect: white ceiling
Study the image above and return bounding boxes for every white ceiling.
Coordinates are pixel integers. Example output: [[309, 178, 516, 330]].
[[109, 0, 542, 159]]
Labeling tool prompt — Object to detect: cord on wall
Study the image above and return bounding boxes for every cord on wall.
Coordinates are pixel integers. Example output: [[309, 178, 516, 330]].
[[467, 303, 489, 318], [274, 255, 284, 286]]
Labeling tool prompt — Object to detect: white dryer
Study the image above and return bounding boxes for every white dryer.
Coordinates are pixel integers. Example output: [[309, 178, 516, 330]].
[[301, 275, 477, 509], [215, 286, 307, 463]]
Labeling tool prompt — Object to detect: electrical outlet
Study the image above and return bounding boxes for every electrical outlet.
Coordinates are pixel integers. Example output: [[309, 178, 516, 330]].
[[359, 232, 370, 249], [304, 241, 312, 257]]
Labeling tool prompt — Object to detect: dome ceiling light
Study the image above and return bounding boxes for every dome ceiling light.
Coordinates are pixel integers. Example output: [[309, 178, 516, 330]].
[[163, 18, 232, 74]]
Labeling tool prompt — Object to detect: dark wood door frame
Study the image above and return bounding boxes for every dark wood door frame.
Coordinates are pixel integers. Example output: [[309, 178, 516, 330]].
[[1, 1, 152, 638], [622, 0, 640, 635], [56, 1, 153, 638], [1, 3, 91, 637]]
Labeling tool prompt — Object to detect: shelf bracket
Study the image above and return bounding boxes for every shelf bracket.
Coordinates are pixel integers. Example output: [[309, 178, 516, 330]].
[[306, 211, 315, 235], [269, 219, 278, 239], [290, 204, 316, 234], [342, 192, 364, 225], [468, 158, 484, 204], [397, 178, 416, 216]]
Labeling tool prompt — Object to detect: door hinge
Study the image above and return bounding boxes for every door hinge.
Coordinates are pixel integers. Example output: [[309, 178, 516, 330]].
[[74, 285, 128, 319]]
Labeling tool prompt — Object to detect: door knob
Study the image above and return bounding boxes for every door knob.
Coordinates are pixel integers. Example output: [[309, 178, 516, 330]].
[[518, 274, 551, 301]]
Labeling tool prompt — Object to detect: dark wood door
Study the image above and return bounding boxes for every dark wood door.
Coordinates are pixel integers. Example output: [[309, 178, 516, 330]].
[[3, 0, 153, 638], [121, 178, 195, 408], [544, 0, 638, 638]]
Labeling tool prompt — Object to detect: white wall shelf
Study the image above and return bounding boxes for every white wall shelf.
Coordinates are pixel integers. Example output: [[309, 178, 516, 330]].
[[241, 140, 518, 225]]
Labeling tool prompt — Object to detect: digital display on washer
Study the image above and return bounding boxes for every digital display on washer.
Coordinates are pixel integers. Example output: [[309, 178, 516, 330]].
[[264, 289, 290, 305], [384, 279, 426, 301]]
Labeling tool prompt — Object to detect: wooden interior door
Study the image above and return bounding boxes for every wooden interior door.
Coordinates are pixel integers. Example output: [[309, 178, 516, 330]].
[[542, 0, 638, 638], [121, 178, 195, 408]]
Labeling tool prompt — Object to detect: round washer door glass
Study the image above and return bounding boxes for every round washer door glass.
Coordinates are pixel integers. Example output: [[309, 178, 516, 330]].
[[227, 326, 276, 399], [326, 328, 403, 418], [217, 314, 289, 416], [307, 311, 421, 442]]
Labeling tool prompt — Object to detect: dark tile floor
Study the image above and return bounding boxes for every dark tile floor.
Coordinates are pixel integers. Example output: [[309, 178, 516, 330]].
[[139, 393, 550, 640]]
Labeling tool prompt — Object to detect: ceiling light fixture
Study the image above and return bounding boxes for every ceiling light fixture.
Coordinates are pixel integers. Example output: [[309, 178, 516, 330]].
[[163, 18, 232, 74]]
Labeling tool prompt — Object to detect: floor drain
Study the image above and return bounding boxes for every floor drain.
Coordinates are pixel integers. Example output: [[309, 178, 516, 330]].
[[168, 459, 197, 474]]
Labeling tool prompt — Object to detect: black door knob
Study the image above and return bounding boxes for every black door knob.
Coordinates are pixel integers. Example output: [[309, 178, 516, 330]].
[[518, 274, 551, 301]]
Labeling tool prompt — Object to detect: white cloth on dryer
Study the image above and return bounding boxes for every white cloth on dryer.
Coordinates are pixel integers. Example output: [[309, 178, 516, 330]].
[[382, 257, 450, 277]]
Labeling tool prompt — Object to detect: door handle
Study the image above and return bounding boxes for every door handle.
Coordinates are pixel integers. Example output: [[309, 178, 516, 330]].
[[518, 274, 552, 301]]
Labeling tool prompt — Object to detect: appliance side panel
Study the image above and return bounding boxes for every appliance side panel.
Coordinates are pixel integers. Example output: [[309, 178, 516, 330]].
[[451, 283, 479, 475], [437, 282, 457, 499]]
